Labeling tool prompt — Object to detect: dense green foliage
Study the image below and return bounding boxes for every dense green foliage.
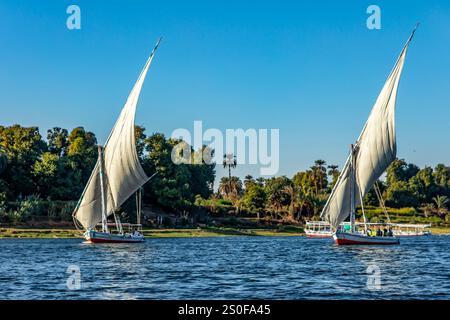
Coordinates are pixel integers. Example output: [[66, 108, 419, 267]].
[[142, 133, 215, 209], [0, 125, 215, 222], [0, 124, 449, 226], [215, 159, 450, 224]]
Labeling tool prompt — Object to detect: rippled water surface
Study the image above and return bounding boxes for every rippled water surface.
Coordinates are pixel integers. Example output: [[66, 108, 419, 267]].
[[1, 236, 450, 299]]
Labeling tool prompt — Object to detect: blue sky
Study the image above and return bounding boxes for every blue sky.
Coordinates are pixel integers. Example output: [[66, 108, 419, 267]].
[[1, 0, 449, 183]]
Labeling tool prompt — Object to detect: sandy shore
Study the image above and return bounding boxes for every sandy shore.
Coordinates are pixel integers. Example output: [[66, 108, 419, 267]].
[[0, 227, 305, 239]]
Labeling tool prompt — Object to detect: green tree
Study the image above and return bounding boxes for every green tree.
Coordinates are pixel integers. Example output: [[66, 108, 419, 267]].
[[33, 152, 59, 197], [311, 160, 328, 195], [283, 184, 303, 220], [47, 127, 68, 157], [0, 125, 46, 199], [135, 125, 147, 160], [142, 133, 215, 210], [62, 127, 98, 199], [0, 146, 7, 202], [256, 177, 266, 187], [385, 180, 419, 208], [363, 180, 386, 206], [67, 127, 98, 183], [264, 176, 291, 218], [188, 146, 215, 200], [143, 133, 190, 208], [386, 159, 419, 185], [433, 164, 450, 198], [244, 175, 255, 189], [327, 164, 339, 190], [292, 170, 315, 197], [308, 192, 328, 217], [218, 176, 243, 200], [408, 166, 437, 205], [384, 159, 422, 208], [433, 195, 449, 218], [242, 183, 266, 219], [0, 147, 7, 175]]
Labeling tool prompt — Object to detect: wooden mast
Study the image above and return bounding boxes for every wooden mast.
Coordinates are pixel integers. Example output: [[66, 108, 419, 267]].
[[349, 144, 356, 233], [98, 145, 109, 233]]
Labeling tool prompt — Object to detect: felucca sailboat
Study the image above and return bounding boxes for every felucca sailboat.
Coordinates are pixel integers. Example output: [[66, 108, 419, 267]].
[[320, 27, 418, 245], [72, 38, 161, 243]]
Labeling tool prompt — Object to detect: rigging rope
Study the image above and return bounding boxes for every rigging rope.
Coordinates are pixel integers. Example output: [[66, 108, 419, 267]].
[[374, 181, 391, 223]]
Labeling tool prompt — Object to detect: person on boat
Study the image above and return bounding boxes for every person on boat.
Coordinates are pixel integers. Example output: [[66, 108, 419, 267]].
[[376, 228, 383, 237], [387, 228, 393, 237]]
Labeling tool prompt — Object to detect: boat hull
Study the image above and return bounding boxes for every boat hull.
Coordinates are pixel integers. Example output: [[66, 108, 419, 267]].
[[333, 231, 399, 245], [394, 232, 431, 237], [84, 230, 145, 244], [306, 230, 429, 238], [305, 233, 333, 238]]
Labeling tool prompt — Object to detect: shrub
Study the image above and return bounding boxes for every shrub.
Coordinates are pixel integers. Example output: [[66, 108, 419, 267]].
[[15, 194, 43, 221], [162, 216, 173, 227], [180, 217, 189, 226]]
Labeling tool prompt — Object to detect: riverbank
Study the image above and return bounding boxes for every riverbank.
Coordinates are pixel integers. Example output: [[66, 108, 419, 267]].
[[0, 226, 305, 239], [2, 226, 450, 239], [429, 227, 450, 235]]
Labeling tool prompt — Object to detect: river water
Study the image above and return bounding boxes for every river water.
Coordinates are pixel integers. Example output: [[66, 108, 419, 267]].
[[1, 236, 449, 299]]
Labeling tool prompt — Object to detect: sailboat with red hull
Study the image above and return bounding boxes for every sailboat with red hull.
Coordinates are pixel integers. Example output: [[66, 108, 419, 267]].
[[72, 39, 162, 243], [320, 26, 418, 246]]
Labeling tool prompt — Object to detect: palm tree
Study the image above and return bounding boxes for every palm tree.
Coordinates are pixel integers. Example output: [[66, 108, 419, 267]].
[[223, 153, 237, 197], [218, 176, 242, 200], [223, 153, 237, 179], [268, 196, 284, 219], [433, 195, 449, 218], [311, 159, 327, 195], [256, 177, 266, 187], [327, 164, 339, 189], [283, 185, 297, 220], [283, 185, 306, 221], [244, 175, 254, 189], [309, 192, 328, 217], [234, 198, 245, 214], [422, 203, 435, 218]]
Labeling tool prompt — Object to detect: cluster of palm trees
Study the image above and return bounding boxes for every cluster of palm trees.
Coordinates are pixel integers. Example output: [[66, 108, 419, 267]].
[[214, 156, 450, 224], [216, 158, 339, 221]]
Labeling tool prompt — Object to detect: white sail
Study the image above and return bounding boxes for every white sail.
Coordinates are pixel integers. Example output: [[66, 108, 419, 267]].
[[321, 31, 415, 228], [73, 39, 161, 230]]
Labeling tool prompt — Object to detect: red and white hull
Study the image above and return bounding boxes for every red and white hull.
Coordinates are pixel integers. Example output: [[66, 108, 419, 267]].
[[333, 231, 399, 245], [84, 230, 145, 244], [305, 232, 333, 238]]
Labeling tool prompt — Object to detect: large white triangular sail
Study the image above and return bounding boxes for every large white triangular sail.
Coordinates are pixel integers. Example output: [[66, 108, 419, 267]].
[[73, 39, 161, 230], [321, 29, 416, 228]]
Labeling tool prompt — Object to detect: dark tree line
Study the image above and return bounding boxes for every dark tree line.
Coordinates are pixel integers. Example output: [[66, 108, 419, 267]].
[[211, 159, 450, 222], [1, 124, 449, 224], [0, 125, 215, 213]]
